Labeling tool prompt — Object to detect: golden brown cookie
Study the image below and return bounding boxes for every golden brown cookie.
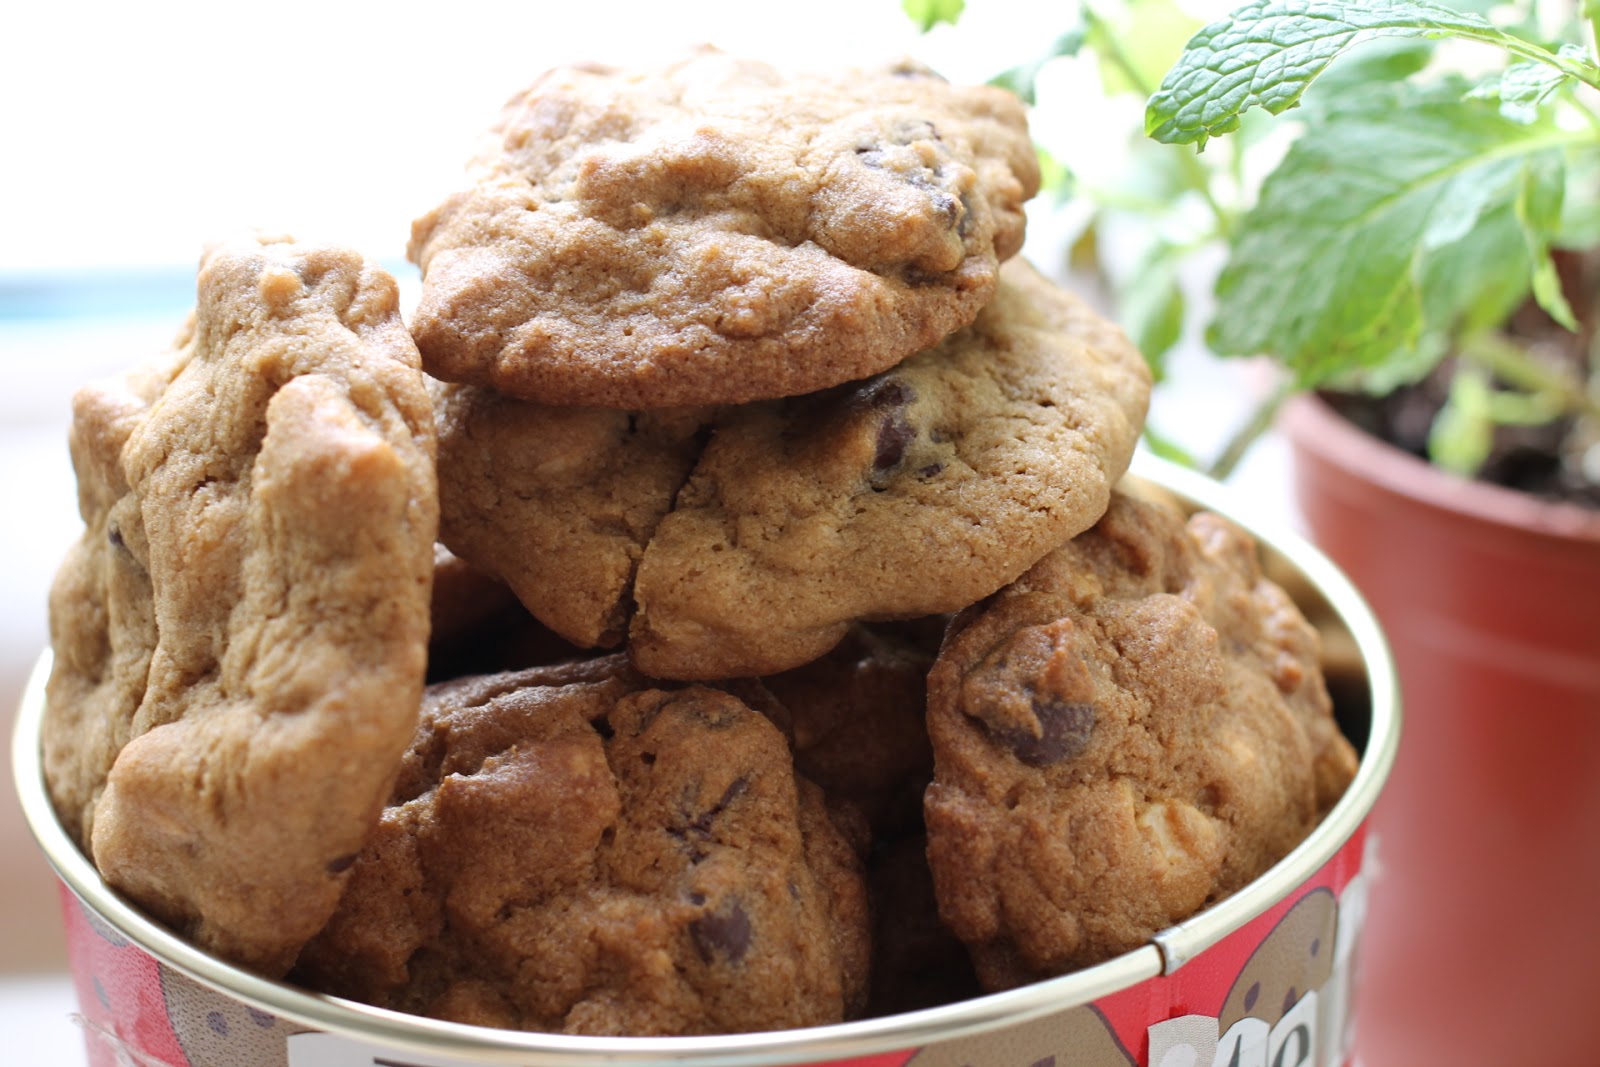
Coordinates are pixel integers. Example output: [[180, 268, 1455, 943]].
[[763, 621, 940, 839], [296, 657, 870, 1036], [923, 491, 1358, 990], [43, 236, 438, 975], [409, 48, 1039, 409], [432, 381, 708, 648], [426, 544, 584, 682], [629, 258, 1150, 679], [863, 834, 982, 1018]]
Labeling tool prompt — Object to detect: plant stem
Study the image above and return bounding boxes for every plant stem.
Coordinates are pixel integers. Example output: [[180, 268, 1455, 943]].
[[1207, 377, 1296, 481], [1083, 3, 1235, 237], [1459, 330, 1600, 420]]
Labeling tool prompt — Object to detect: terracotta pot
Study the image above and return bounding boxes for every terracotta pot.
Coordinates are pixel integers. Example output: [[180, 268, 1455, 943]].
[[1280, 392, 1600, 1067]]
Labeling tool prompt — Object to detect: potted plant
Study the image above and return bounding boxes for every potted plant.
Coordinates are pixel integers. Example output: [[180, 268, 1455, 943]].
[[911, 0, 1599, 1062], [1140, 5, 1600, 1066]]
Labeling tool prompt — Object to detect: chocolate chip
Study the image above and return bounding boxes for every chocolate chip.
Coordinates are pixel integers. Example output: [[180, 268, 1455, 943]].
[[107, 524, 125, 550], [691, 901, 752, 964], [956, 191, 976, 238], [857, 378, 911, 411], [918, 463, 945, 479], [875, 411, 916, 473], [670, 776, 751, 861], [847, 378, 918, 477], [992, 698, 1095, 767], [326, 853, 359, 874]]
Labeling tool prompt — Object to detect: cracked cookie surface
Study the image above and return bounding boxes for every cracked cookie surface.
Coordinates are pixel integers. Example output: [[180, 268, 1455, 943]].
[[43, 236, 438, 974], [433, 381, 709, 648], [409, 48, 1039, 408], [296, 656, 870, 1036], [923, 490, 1358, 989]]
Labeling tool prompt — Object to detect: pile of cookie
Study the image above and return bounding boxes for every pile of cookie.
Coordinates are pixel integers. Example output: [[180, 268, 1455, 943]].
[[42, 49, 1358, 1037]]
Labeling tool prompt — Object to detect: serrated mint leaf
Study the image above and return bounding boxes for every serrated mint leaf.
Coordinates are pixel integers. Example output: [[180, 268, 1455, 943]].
[[1205, 91, 1580, 386], [1464, 62, 1569, 122], [902, 0, 964, 33], [1144, 0, 1586, 147]]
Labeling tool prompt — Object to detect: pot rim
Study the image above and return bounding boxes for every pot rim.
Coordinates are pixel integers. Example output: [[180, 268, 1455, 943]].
[[9, 452, 1401, 1066], [1280, 391, 1600, 543]]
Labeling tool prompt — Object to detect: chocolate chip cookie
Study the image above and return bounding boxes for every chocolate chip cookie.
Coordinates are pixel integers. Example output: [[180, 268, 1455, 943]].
[[629, 257, 1150, 679], [763, 621, 940, 839], [296, 657, 870, 1036], [432, 380, 708, 648], [43, 236, 439, 974], [426, 544, 584, 682], [409, 48, 1039, 409], [923, 490, 1358, 990]]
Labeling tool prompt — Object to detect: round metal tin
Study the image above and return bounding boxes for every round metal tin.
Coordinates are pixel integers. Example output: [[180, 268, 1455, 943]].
[[12, 454, 1400, 1067]]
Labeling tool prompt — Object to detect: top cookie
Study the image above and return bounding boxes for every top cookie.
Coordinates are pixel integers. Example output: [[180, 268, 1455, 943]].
[[43, 236, 439, 974], [409, 48, 1040, 409]]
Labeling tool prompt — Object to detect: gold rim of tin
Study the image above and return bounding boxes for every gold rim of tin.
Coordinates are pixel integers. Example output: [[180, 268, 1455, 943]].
[[11, 453, 1400, 1066]]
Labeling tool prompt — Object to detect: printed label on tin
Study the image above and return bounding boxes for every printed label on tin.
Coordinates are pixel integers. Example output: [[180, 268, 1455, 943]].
[[60, 831, 1374, 1067]]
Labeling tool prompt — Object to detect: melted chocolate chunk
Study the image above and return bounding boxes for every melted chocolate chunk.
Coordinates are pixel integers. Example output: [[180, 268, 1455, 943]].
[[326, 853, 359, 874], [991, 698, 1095, 767], [847, 378, 918, 478], [691, 900, 752, 964], [875, 411, 917, 473]]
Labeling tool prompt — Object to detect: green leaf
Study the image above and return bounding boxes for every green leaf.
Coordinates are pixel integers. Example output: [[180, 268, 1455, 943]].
[[1140, 424, 1204, 469], [1515, 154, 1580, 329], [1427, 363, 1563, 474], [902, 0, 964, 33], [1298, 38, 1435, 110], [1418, 201, 1534, 338], [1144, 0, 1592, 147], [1086, 0, 1205, 98], [1428, 367, 1496, 475], [1117, 242, 1188, 377], [1034, 146, 1076, 201], [1204, 89, 1580, 387], [1464, 62, 1570, 122], [1554, 142, 1600, 247], [991, 29, 1087, 105]]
